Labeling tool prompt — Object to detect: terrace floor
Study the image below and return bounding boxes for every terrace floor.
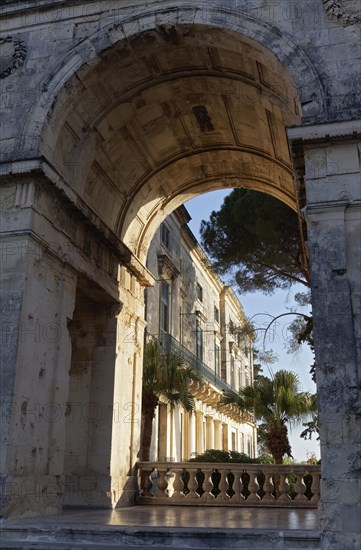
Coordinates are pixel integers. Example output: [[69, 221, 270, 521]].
[[1, 506, 321, 549], [4, 505, 319, 530]]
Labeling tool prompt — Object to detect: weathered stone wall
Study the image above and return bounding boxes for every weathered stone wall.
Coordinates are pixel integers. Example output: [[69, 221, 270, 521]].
[[0, 175, 148, 515], [288, 123, 361, 550], [0, 2, 360, 548], [305, 139, 361, 550]]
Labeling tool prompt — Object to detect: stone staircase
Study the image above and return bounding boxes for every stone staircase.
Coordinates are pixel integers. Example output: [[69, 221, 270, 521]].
[[0, 524, 321, 549]]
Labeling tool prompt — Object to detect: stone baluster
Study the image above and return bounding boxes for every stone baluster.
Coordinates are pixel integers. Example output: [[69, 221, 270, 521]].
[[156, 468, 169, 498], [171, 468, 185, 501], [232, 468, 244, 503], [202, 467, 215, 501], [311, 471, 321, 503], [141, 468, 154, 498], [278, 471, 291, 502], [294, 472, 307, 501], [262, 470, 275, 502], [247, 470, 260, 502], [218, 468, 229, 502], [186, 468, 200, 500]]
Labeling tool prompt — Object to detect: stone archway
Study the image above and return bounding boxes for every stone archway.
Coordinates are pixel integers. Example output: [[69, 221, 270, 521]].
[[0, 3, 360, 549], [34, 22, 308, 513], [38, 24, 303, 263]]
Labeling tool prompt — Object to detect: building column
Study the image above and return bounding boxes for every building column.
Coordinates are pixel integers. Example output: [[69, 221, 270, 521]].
[[235, 428, 239, 452], [0, 179, 79, 518], [189, 411, 196, 457], [222, 423, 229, 451], [157, 404, 168, 461], [253, 426, 258, 458], [195, 411, 204, 455], [240, 432, 245, 454], [205, 415, 214, 450], [214, 420, 222, 450], [289, 123, 361, 550], [183, 412, 190, 460]]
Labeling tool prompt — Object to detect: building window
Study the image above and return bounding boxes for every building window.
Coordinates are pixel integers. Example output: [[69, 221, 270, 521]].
[[214, 305, 219, 323], [230, 355, 235, 388], [160, 280, 169, 335], [160, 223, 170, 249], [215, 344, 220, 375], [196, 282, 203, 302], [229, 318, 235, 335], [196, 318, 203, 361]]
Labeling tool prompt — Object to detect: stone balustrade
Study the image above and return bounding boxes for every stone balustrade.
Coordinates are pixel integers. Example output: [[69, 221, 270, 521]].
[[137, 462, 320, 508]]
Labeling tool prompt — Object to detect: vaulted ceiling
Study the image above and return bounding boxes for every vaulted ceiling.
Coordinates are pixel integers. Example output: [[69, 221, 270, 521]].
[[42, 25, 301, 261]]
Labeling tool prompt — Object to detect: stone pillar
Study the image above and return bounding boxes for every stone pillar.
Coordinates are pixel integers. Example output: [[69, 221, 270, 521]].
[[62, 291, 119, 508], [205, 415, 214, 450], [253, 426, 258, 458], [183, 412, 190, 460], [189, 411, 196, 456], [109, 287, 146, 506], [234, 428, 239, 452], [214, 420, 222, 450], [195, 411, 203, 454], [222, 423, 229, 451], [0, 181, 77, 517], [289, 123, 361, 550], [0, 176, 152, 516], [157, 404, 168, 461]]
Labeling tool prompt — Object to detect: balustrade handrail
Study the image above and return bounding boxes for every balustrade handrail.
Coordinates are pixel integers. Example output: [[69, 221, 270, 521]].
[[138, 461, 320, 472], [137, 461, 321, 508]]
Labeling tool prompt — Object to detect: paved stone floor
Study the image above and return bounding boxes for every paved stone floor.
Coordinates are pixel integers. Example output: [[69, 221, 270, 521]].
[[4, 505, 319, 531], [1, 507, 321, 549]]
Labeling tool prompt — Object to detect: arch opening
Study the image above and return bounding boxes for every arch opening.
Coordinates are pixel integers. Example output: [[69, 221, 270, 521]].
[[41, 24, 302, 264]]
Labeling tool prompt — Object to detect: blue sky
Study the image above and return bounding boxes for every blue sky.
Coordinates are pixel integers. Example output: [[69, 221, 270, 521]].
[[184, 190, 320, 462]]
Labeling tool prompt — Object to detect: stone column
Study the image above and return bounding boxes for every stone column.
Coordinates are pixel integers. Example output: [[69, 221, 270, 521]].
[[157, 404, 168, 461], [0, 175, 152, 516], [222, 423, 229, 451], [183, 412, 190, 460], [195, 411, 204, 454], [214, 420, 222, 450], [110, 286, 147, 506], [205, 415, 214, 450], [189, 411, 196, 456], [0, 180, 77, 517], [289, 122, 361, 550]]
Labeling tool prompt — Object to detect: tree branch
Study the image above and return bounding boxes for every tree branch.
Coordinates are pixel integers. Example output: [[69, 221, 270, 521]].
[[251, 260, 309, 287]]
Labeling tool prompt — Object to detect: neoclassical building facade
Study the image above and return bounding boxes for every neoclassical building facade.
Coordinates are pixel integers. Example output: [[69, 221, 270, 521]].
[[145, 207, 256, 462], [0, 1, 360, 548]]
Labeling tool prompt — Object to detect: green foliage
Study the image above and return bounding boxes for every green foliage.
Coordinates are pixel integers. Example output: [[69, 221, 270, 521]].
[[221, 370, 316, 463], [256, 452, 274, 464], [143, 339, 200, 411], [189, 449, 259, 463], [141, 339, 200, 460], [305, 452, 320, 465], [200, 189, 309, 294]]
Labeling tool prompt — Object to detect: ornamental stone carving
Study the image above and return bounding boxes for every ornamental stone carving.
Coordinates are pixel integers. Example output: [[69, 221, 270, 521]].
[[323, 0, 361, 25], [0, 36, 27, 78]]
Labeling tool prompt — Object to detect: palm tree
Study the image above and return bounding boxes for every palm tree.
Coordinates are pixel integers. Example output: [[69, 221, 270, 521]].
[[221, 370, 316, 464], [141, 339, 200, 461]]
